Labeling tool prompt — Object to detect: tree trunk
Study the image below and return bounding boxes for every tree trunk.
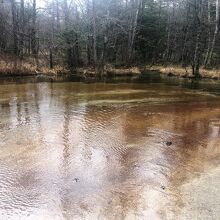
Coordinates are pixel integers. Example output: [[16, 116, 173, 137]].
[[128, 0, 140, 63], [192, 0, 203, 77], [10, 0, 19, 68], [99, 9, 109, 76], [56, 0, 60, 31], [164, 1, 171, 63], [86, 0, 92, 66], [11, 0, 18, 56], [64, 0, 69, 28], [50, 0, 55, 69], [207, 0, 219, 65], [92, 0, 97, 67], [20, 0, 24, 62], [204, 0, 211, 66], [64, 0, 72, 69], [31, 0, 38, 67], [50, 48, 53, 69]]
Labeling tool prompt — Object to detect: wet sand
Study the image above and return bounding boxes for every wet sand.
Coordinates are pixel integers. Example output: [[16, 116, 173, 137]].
[[0, 82, 220, 219]]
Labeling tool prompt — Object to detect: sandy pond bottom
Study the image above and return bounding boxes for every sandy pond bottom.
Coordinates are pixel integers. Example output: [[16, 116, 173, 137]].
[[0, 81, 220, 220]]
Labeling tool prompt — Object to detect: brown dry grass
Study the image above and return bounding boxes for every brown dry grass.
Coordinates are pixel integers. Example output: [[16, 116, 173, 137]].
[[146, 65, 220, 79], [1, 54, 219, 80], [76, 65, 141, 77], [0, 55, 69, 76]]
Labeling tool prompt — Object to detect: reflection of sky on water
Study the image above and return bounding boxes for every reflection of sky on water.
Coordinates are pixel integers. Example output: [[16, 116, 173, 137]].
[[0, 82, 220, 219]]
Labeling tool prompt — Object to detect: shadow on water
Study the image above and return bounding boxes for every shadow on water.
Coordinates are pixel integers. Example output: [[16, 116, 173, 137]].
[[0, 71, 220, 95], [139, 72, 220, 95]]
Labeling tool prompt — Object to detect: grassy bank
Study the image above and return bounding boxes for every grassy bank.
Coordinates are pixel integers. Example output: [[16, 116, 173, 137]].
[[146, 65, 220, 80], [0, 56, 141, 78], [0, 56, 69, 77], [76, 66, 141, 77], [0, 55, 219, 80], [77, 65, 220, 80]]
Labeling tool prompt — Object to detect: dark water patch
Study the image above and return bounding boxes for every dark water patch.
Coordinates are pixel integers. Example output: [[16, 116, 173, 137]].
[[0, 71, 220, 97]]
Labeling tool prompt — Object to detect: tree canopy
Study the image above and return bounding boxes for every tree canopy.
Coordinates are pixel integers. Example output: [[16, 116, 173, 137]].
[[0, 0, 219, 76]]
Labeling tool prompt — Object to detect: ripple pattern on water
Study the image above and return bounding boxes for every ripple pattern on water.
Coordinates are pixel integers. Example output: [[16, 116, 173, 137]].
[[0, 82, 220, 219]]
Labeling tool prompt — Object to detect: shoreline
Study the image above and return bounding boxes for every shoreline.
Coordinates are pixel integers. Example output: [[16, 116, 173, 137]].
[[146, 65, 220, 80], [0, 65, 220, 81]]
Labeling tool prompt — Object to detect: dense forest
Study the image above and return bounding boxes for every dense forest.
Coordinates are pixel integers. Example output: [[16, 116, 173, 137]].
[[0, 0, 219, 76]]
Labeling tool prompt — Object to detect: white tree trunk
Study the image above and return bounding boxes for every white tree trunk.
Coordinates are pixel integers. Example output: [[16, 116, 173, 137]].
[[92, 0, 97, 66], [204, 0, 211, 66], [207, 0, 219, 65]]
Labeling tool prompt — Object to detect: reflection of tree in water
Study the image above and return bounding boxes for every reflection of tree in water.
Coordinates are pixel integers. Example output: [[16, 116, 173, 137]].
[[0, 83, 50, 218], [59, 88, 91, 218]]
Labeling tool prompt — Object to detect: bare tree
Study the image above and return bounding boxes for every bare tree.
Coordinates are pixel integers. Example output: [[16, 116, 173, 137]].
[[207, 0, 219, 65], [92, 0, 97, 67]]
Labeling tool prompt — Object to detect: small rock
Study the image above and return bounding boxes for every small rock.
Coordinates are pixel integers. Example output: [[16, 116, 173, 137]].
[[161, 186, 166, 190], [74, 178, 79, 182], [134, 163, 139, 168], [166, 141, 172, 146]]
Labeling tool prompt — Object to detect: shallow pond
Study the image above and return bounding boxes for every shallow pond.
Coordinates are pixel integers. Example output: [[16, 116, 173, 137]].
[[0, 74, 220, 219]]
